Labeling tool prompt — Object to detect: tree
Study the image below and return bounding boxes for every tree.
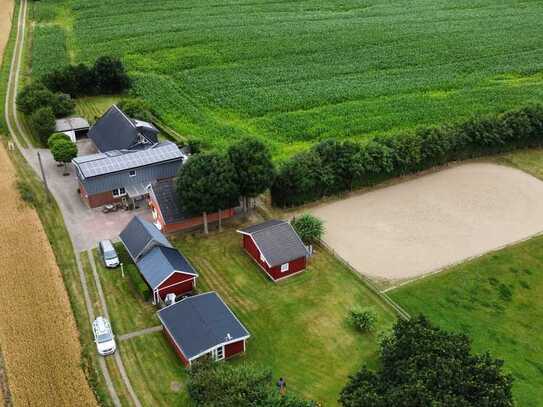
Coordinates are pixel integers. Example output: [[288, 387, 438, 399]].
[[117, 98, 153, 122], [187, 360, 316, 407], [42, 63, 96, 96], [291, 214, 323, 244], [93, 56, 131, 94], [30, 106, 55, 143], [51, 93, 75, 117], [17, 82, 74, 117], [227, 138, 275, 212], [47, 132, 70, 149], [50, 138, 78, 175], [177, 153, 239, 234], [339, 315, 514, 407]]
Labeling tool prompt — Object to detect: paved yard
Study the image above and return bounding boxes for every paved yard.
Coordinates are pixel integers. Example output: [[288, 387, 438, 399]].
[[310, 163, 543, 283], [35, 139, 152, 251]]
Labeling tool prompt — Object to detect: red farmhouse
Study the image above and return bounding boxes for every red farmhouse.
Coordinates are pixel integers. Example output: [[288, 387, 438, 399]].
[[238, 220, 309, 282], [158, 292, 250, 367], [119, 216, 197, 303]]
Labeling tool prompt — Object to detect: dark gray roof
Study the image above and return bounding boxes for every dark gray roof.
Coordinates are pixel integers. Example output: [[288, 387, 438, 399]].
[[158, 292, 250, 360], [89, 105, 158, 152], [55, 117, 89, 132], [119, 216, 172, 262], [150, 179, 188, 224], [238, 220, 308, 267], [136, 246, 198, 290], [72, 142, 183, 179]]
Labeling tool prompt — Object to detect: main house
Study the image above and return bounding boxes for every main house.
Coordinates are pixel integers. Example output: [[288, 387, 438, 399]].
[[158, 292, 250, 367], [148, 179, 236, 233], [72, 141, 185, 208], [89, 104, 159, 152], [238, 220, 309, 282], [119, 216, 198, 303]]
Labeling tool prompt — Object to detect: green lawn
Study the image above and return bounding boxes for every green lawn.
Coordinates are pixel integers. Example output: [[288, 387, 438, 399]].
[[389, 237, 543, 407], [29, 0, 543, 159], [499, 148, 543, 181], [173, 230, 397, 404], [92, 225, 397, 405]]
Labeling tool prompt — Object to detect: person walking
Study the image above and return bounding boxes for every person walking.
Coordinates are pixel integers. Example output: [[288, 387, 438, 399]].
[[277, 377, 287, 396]]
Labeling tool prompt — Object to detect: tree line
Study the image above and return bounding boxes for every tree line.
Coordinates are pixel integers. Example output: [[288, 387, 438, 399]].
[[272, 105, 543, 207]]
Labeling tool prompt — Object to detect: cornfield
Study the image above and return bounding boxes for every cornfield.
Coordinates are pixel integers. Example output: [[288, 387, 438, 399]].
[[0, 144, 96, 406]]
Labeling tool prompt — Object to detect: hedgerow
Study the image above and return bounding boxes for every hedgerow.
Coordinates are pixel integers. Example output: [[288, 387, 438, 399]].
[[271, 105, 543, 207]]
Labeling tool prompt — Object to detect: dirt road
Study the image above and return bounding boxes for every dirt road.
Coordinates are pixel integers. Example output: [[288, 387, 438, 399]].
[[311, 163, 543, 283]]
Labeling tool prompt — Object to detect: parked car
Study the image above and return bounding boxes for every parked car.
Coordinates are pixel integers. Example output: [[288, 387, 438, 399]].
[[92, 316, 116, 356], [99, 240, 119, 268]]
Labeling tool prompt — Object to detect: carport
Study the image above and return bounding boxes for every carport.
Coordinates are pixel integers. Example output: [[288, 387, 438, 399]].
[[55, 117, 90, 142]]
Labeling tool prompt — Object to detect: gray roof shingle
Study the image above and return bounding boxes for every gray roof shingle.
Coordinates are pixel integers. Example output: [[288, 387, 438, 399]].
[[238, 220, 308, 267], [150, 179, 188, 224], [119, 216, 172, 262], [89, 105, 158, 152], [158, 292, 250, 360], [136, 246, 198, 290]]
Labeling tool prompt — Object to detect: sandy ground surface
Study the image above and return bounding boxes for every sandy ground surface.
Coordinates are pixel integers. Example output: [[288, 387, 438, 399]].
[[0, 144, 97, 405], [310, 163, 543, 282]]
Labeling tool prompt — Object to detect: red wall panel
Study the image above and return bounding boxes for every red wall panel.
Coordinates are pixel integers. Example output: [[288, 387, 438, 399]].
[[157, 274, 195, 300], [225, 340, 245, 359], [163, 328, 190, 367]]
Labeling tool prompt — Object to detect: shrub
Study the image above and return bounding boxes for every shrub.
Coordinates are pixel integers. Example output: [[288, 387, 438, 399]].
[[47, 132, 70, 149], [16, 180, 36, 206], [347, 307, 377, 332], [272, 105, 543, 207], [117, 97, 153, 122], [30, 106, 55, 143], [291, 214, 324, 244]]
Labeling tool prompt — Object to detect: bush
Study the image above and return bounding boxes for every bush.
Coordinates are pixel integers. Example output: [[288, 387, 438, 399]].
[[272, 105, 543, 207], [47, 132, 70, 149], [30, 106, 55, 143], [117, 97, 152, 122], [16, 180, 36, 206], [291, 214, 324, 244], [348, 308, 377, 332]]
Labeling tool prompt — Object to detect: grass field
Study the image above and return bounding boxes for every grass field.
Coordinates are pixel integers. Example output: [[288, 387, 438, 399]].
[[28, 0, 543, 158], [92, 225, 397, 405], [389, 236, 543, 407]]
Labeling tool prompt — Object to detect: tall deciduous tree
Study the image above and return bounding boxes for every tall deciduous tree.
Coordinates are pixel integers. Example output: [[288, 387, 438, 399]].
[[176, 153, 239, 234], [30, 106, 55, 143], [227, 138, 275, 212], [340, 315, 514, 407], [50, 138, 78, 175]]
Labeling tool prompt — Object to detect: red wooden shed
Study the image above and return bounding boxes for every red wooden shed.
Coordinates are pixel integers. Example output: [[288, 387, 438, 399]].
[[237, 220, 309, 282]]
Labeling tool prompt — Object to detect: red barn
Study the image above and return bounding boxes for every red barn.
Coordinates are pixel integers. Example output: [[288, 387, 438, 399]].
[[149, 179, 237, 233], [119, 216, 198, 304], [158, 292, 250, 367], [238, 220, 309, 282]]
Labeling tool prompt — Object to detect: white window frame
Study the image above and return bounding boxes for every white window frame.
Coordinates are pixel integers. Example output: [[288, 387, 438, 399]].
[[112, 187, 126, 198], [128, 170, 136, 177], [213, 346, 225, 361], [280, 263, 289, 273]]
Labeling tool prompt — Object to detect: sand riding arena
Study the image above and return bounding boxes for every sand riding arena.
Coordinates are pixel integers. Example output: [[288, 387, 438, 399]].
[[310, 163, 543, 284]]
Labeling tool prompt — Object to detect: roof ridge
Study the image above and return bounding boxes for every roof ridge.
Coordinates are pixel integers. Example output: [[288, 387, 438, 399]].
[[252, 220, 288, 235]]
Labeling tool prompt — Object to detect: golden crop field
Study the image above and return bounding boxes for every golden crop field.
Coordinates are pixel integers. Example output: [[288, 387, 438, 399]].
[[0, 143, 97, 406]]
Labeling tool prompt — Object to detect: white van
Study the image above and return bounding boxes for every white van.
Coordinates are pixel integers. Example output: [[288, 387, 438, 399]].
[[99, 240, 119, 268], [92, 317, 116, 356]]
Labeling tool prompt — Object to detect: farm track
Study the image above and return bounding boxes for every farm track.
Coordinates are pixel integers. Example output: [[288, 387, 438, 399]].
[[3, 0, 135, 405]]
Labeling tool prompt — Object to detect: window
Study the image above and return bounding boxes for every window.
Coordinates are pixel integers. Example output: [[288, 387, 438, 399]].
[[280, 263, 289, 273], [112, 187, 126, 197], [129, 170, 136, 177]]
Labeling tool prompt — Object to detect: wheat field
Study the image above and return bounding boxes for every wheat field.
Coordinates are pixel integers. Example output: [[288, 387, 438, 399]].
[[0, 143, 97, 406]]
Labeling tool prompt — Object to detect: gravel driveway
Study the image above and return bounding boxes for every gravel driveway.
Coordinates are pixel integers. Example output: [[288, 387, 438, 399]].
[[310, 163, 543, 283]]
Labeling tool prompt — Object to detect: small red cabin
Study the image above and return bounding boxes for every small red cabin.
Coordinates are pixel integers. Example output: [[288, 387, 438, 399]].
[[238, 220, 309, 282]]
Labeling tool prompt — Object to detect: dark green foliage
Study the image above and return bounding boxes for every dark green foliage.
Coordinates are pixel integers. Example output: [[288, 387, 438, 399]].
[[47, 132, 70, 149], [227, 138, 275, 199], [93, 56, 131, 94], [29, 106, 55, 143], [339, 315, 514, 407], [16, 82, 74, 117], [41, 56, 130, 96], [117, 98, 152, 122], [291, 214, 324, 244], [348, 308, 377, 332], [187, 360, 316, 407], [50, 138, 77, 164], [273, 105, 543, 207], [177, 153, 239, 215], [16, 180, 36, 206], [186, 137, 203, 154]]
